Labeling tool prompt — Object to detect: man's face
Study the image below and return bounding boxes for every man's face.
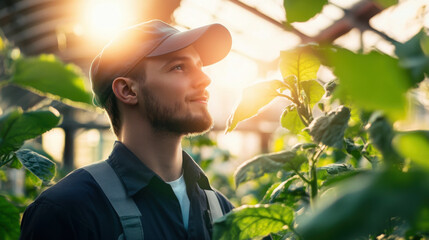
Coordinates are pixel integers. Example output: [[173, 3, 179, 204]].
[[138, 46, 213, 135]]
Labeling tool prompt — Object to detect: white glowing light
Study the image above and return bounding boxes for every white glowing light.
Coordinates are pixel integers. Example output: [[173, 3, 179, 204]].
[[83, 0, 133, 41]]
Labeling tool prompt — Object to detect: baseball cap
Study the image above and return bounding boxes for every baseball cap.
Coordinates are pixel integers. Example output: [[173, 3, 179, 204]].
[[90, 20, 232, 107]]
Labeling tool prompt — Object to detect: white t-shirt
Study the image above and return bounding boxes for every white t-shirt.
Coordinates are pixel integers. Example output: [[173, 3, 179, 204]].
[[166, 174, 190, 230]]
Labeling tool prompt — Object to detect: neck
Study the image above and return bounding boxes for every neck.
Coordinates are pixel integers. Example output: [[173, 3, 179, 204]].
[[120, 119, 184, 182]]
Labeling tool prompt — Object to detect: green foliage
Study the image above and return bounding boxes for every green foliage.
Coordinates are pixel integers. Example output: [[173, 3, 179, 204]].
[[0, 195, 20, 240], [317, 163, 353, 178], [421, 31, 429, 55], [226, 80, 287, 132], [366, 112, 402, 165], [280, 106, 306, 134], [213, 204, 294, 240], [320, 169, 365, 190], [323, 79, 337, 97], [301, 80, 324, 108], [16, 149, 56, 183], [0, 37, 4, 51], [280, 47, 320, 82], [228, 46, 326, 136], [393, 131, 429, 170], [11, 54, 93, 106], [297, 170, 429, 240], [0, 108, 61, 157], [260, 181, 282, 204], [394, 29, 429, 86], [374, 0, 399, 8], [344, 138, 363, 161], [216, 9, 429, 238], [234, 150, 306, 188], [268, 176, 308, 208], [183, 134, 216, 147], [283, 0, 328, 23], [0, 33, 91, 238], [322, 47, 409, 119], [308, 106, 350, 148]]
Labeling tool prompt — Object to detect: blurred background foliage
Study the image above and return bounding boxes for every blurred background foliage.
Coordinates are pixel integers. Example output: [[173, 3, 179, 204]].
[[0, 32, 93, 239]]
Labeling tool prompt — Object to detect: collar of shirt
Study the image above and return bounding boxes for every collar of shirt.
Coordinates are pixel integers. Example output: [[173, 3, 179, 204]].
[[107, 141, 211, 197]]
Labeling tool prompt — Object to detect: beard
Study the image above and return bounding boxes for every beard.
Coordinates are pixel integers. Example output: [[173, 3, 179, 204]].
[[142, 87, 213, 135]]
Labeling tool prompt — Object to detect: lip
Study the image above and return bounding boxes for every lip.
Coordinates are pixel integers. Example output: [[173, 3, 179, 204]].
[[190, 96, 209, 104], [189, 92, 209, 104]]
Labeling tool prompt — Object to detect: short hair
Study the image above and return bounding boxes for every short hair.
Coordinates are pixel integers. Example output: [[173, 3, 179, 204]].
[[102, 60, 146, 137]]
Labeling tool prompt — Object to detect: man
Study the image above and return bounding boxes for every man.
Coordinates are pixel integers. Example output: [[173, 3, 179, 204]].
[[20, 20, 233, 240]]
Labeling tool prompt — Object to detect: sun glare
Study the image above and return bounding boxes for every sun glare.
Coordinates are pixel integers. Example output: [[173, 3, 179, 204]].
[[83, 0, 133, 42]]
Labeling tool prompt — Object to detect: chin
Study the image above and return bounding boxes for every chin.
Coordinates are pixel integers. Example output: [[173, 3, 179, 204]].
[[178, 115, 214, 135], [184, 124, 213, 137], [151, 112, 213, 135]]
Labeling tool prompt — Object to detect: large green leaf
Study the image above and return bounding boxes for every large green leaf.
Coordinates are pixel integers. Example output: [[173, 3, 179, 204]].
[[0, 109, 22, 156], [16, 149, 56, 182], [297, 170, 429, 240], [11, 54, 92, 105], [226, 80, 287, 132], [394, 30, 429, 86], [322, 47, 409, 119], [280, 106, 306, 134], [393, 131, 429, 170], [234, 150, 306, 187], [301, 80, 325, 107], [284, 0, 328, 23], [213, 204, 294, 240], [0, 108, 61, 156], [280, 47, 320, 82], [308, 105, 350, 147], [0, 195, 20, 240]]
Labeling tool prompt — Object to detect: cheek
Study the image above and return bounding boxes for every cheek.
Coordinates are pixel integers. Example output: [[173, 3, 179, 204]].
[[149, 84, 188, 107], [143, 74, 190, 102], [162, 82, 188, 99]]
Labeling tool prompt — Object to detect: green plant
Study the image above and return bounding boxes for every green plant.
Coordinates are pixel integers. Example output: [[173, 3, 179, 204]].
[[0, 33, 92, 239], [213, 1, 429, 239]]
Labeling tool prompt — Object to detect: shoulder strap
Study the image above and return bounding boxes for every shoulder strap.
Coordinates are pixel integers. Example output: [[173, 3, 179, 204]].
[[84, 161, 144, 240], [204, 189, 224, 222]]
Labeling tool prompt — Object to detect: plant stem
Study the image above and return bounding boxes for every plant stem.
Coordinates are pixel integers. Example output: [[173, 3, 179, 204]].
[[313, 145, 326, 161], [277, 93, 297, 104], [292, 168, 310, 184], [297, 111, 309, 126], [309, 160, 318, 207], [308, 145, 326, 208]]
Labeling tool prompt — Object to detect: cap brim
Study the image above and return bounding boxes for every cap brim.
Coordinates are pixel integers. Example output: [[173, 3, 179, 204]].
[[146, 23, 232, 66]]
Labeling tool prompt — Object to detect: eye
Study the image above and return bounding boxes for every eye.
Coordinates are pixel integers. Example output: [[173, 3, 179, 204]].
[[171, 64, 184, 71]]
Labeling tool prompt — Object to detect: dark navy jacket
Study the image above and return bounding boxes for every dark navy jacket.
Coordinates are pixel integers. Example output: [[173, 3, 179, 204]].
[[20, 141, 234, 240]]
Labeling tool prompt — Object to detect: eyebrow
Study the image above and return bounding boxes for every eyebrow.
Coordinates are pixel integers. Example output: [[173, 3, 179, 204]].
[[162, 56, 203, 69]]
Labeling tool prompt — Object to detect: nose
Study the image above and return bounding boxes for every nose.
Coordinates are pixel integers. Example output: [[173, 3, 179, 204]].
[[193, 69, 211, 89]]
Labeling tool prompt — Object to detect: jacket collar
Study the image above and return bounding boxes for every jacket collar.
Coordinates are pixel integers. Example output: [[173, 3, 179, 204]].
[[107, 141, 210, 197]]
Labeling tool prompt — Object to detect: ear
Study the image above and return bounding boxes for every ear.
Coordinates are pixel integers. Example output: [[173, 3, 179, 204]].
[[112, 77, 138, 105]]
